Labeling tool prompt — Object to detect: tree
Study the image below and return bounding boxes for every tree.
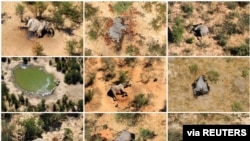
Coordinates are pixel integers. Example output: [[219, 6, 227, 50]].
[[77, 99, 83, 112], [63, 128, 73, 141], [21, 117, 43, 140], [85, 3, 98, 20], [53, 104, 57, 111], [169, 16, 184, 44]]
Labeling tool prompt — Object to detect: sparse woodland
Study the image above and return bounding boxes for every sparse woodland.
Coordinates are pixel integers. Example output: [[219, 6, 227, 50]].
[[168, 2, 249, 56], [2, 113, 83, 141]]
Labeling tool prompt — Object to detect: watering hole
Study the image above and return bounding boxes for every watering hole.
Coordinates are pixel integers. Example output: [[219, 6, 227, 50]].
[[13, 65, 56, 96]]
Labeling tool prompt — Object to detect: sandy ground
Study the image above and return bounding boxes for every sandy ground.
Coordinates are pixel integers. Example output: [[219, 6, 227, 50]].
[[86, 113, 166, 141], [85, 2, 166, 56], [2, 57, 83, 112], [1, 2, 83, 56], [168, 57, 249, 112], [85, 57, 166, 112]]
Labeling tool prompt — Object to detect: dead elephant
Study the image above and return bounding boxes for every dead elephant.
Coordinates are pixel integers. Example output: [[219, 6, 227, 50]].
[[21, 17, 54, 38], [107, 81, 131, 101], [190, 23, 209, 40], [192, 75, 210, 97], [115, 130, 135, 141]]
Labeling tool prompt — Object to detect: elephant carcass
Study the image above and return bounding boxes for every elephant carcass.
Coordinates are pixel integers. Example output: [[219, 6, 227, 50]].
[[107, 81, 131, 101], [192, 75, 210, 96], [108, 17, 126, 43], [115, 130, 135, 141], [190, 23, 209, 39], [27, 18, 54, 37]]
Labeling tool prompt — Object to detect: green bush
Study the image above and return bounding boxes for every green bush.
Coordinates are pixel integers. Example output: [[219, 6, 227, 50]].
[[15, 3, 24, 17], [181, 3, 193, 17], [185, 37, 194, 44], [85, 73, 96, 87], [214, 32, 228, 47], [188, 63, 198, 75], [115, 113, 141, 125], [132, 94, 149, 110], [231, 102, 243, 112], [65, 39, 83, 56], [118, 71, 129, 84], [85, 89, 94, 104], [228, 44, 249, 56], [148, 41, 166, 56], [169, 16, 184, 44], [21, 117, 43, 140], [113, 2, 132, 14], [206, 70, 219, 83], [51, 11, 64, 29], [242, 68, 249, 78], [126, 45, 140, 56], [85, 3, 98, 20], [139, 128, 155, 140]]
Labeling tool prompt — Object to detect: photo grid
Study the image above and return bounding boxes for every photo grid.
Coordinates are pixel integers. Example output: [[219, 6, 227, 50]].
[[1, 0, 249, 141]]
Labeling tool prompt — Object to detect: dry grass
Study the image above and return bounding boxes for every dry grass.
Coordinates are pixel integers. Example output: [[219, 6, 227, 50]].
[[168, 58, 249, 112]]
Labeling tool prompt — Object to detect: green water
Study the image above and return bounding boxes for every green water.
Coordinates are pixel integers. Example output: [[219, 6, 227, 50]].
[[13, 66, 56, 93]]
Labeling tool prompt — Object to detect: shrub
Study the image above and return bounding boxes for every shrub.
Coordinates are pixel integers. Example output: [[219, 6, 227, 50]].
[[65, 38, 83, 56], [206, 70, 219, 83], [228, 44, 249, 56], [115, 113, 141, 125], [64, 128, 73, 141], [118, 71, 129, 84], [87, 18, 100, 41], [51, 11, 64, 29], [85, 89, 94, 104], [139, 128, 155, 140], [231, 102, 243, 112], [214, 32, 228, 47], [85, 73, 96, 87], [21, 117, 43, 140], [242, 68, 249, 78], [85, 3, 98, 20], [188, 63, 198, 75], [169, 16, 184, 44], [185, 37, 194, 44], [15, 3, 24, 17], [113, 2, 132, 14], [126, 45, 140, 56], [147, 40, 166, 56], [32, 42, 44, 56], [33, 2, 48, 18], [132, 94, 149, 110], [181, 3, 193, 16]]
